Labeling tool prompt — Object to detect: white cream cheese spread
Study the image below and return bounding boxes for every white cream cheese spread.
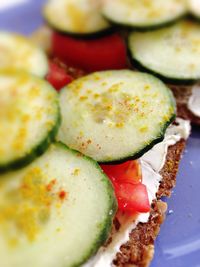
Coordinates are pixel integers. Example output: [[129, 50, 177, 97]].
[[188, 84, 200, 118], [83, 118, 190, 267]]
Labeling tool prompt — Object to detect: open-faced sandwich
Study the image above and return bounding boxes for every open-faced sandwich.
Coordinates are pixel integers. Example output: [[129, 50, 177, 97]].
[[0, 0, 197, 266]]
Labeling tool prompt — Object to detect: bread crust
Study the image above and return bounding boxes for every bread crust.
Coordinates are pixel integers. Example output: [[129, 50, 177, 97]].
[[170, 85, 200, 125], [48, 57, 187, 267], [113, 140, 186, 267], [31, 26, 190, 266]]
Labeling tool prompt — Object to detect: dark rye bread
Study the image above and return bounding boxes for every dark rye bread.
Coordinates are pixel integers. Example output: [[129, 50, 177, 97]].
[[48, 57, 187, 267], [112, 140, 186, 267], [170, 85, 200, 126], [31, 25, 189, 267]]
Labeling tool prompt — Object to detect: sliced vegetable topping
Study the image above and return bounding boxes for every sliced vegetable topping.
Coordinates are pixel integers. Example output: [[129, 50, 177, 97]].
[[101, 160, 142, 184], [102, 0, 187, 30], [101, 160, 150, 213], [43, 0, 111, 36], [129, 20, 200, 83], [52, 32, 127, 71], [0, 32, 48, 77], [46, 62, 73, 91], [58, 70, 175, 163], [0, 70, 60, 172], [114, 182, 150, 213], [0, 142, 117, 267]]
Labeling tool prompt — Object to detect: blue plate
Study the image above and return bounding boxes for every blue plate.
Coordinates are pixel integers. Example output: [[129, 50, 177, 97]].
[[0, 1, 200, 266]]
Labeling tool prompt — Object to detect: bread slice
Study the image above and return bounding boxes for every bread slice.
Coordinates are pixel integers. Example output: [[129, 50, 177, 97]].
[[48, 58, 189, 267], [30, 28, 189, 266], [47, 57, 188, 267], [113, 140, 185, 267]]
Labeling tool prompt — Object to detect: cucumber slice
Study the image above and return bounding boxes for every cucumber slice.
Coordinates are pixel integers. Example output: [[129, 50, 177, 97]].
[[102, 0, 187, 30], [0, 142, 117, 267], [0, 70, 60, 172], [0, 32, 48, 77], [128, 20, 200, 84], [58, 70, 175, 163], [188, 0, 200, 18], [43, 0, 112, 37]]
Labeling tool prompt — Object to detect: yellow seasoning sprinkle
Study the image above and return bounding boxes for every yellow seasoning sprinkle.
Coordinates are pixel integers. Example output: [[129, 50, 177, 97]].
[[139, 126, 148, 133], [72, 168, 80, 176], [79, 96, 88, 101], [94, 93, 100, 99], [0, 167, 68, 246], [116, 122, 124, 128], [144, 85, 150, 90]]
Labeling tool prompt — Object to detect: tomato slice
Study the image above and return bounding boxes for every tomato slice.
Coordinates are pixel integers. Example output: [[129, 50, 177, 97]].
[[101, 160, 142, 184], [46, 62, 73, 91], [114, 182, 150, 213], [52, 32, 127, 72], [100, 160, 150, 214]]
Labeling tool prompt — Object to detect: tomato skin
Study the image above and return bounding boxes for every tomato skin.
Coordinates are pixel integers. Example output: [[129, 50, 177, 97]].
[[46, 62, 73, 91], [101, 160, 150, 214], [101, 160, 141, 184], [52, 32, 127, 72], [114, 182, 150, 213]]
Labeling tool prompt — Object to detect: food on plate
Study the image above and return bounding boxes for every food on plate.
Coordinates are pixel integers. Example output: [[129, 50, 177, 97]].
[[29, 1, 198, 265], [0, 78, 189, 265], [0, 0, 196, 266], [56, 69, 190, 266], [0, 70, 60, 172], [0, 32, 48, 77]]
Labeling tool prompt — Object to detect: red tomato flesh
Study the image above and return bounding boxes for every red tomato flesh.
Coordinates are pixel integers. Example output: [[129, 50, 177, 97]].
[[52, 32, 127, 72], [114, 182, 150, 213], [101, 160, 142, 184], [101, 161, 150, 214], [46, 62, 73, 91]]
